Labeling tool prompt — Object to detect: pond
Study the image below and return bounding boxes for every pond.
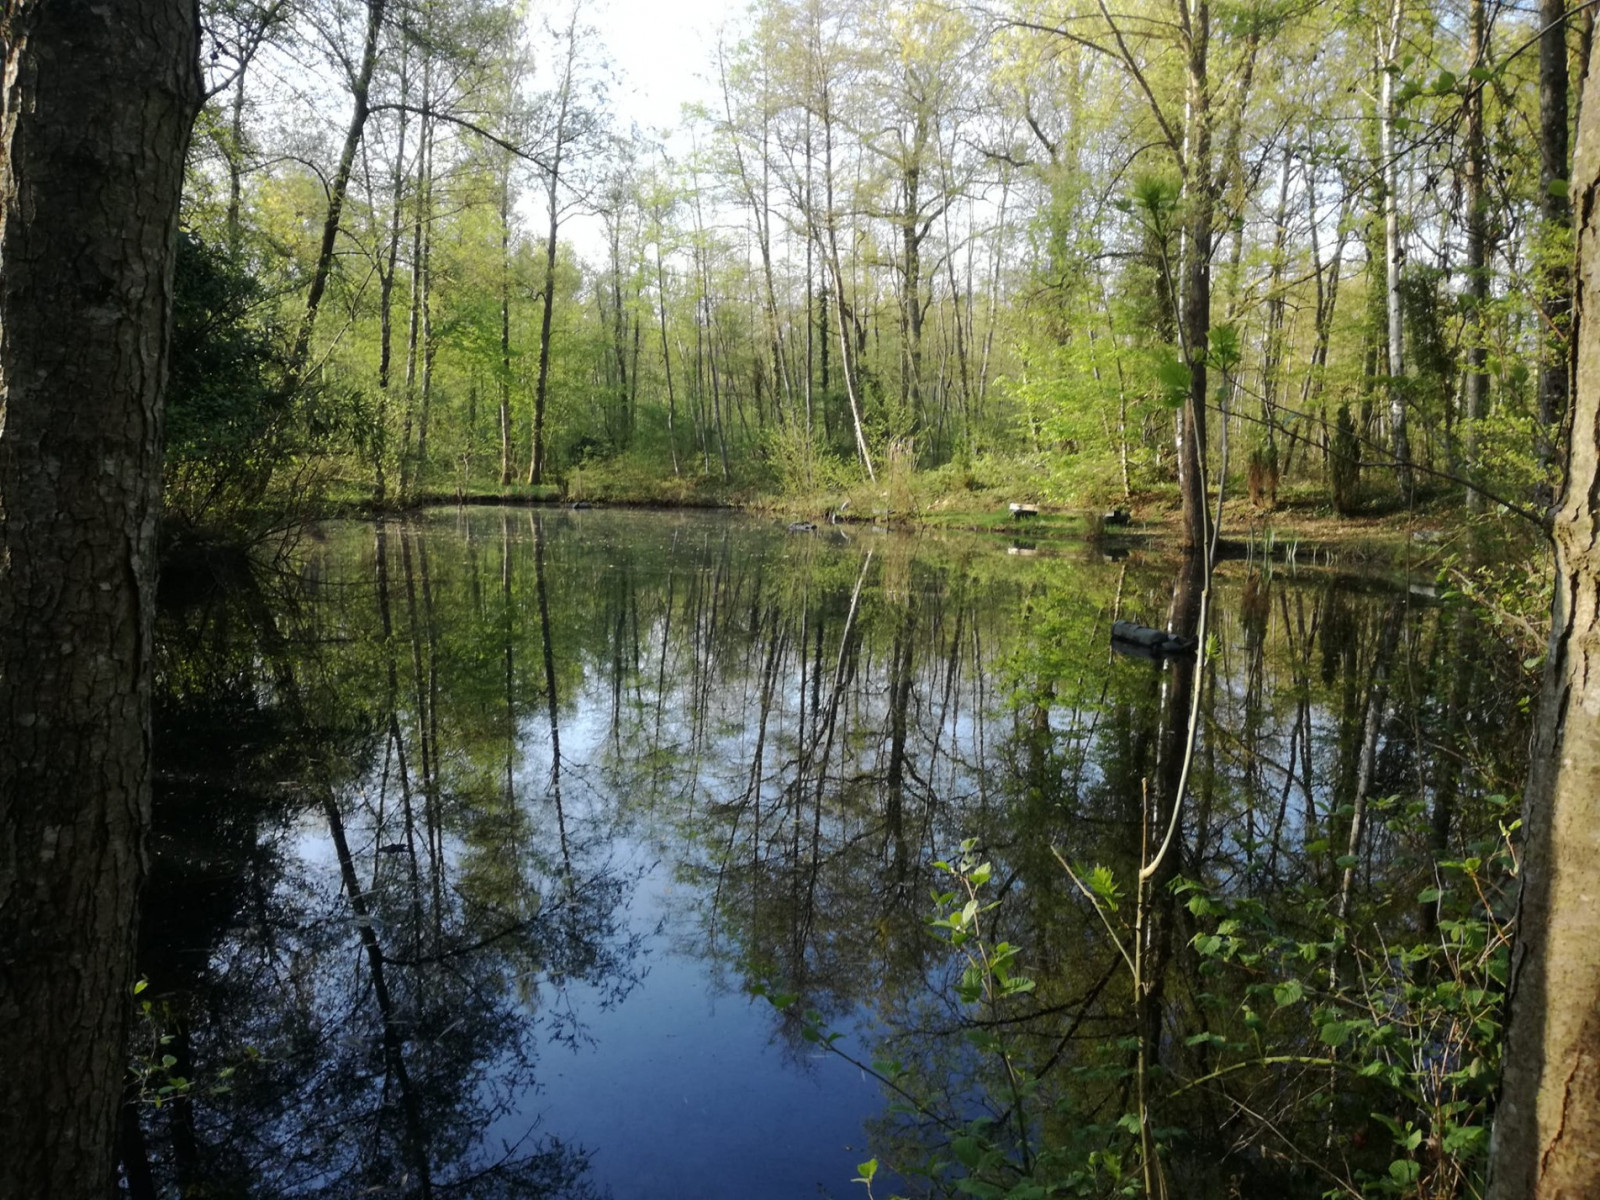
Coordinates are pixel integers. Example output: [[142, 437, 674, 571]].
[[133, 507, 1530, 1199]]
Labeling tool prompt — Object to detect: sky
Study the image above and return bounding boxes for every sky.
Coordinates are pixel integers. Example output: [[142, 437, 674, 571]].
[[589, 0, 740, 136], [551, 0, 745, 261]]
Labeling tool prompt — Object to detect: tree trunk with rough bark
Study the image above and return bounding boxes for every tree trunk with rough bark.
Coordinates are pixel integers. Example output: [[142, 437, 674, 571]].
[[1488, 30, 1600, 1196], [0, 5, 200, 1197]]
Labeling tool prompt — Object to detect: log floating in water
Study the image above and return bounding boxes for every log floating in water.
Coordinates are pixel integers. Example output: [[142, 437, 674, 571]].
[[1111, 620, 1197, 657]]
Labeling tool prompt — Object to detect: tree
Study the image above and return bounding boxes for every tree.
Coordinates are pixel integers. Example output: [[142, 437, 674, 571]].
[[1487, 24, 1600, 1196], [289, 0, 387, 380], [0, 5, 201, 1198], [527, 6, 585, 487], [1535, 0, 1573, 487]]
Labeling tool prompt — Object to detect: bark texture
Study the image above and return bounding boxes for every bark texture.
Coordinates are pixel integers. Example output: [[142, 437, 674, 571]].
[[1487, 29, 1600, 1197], [0, 4, 199, 1197]]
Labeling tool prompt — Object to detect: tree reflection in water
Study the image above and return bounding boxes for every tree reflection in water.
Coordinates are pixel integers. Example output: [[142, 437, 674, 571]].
[[132, 511, 1529, 1199]]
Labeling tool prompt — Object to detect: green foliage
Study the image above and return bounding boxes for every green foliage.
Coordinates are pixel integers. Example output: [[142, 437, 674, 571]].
[[1331, 405, 1361, 515], [163, 231, 357, 536], [164, 232, 296, 529], [1174, 796, 1518, 1198], [129, 977, 246, 1112], [763, 415, 856, 498], [1247, 440, 1279, 509]]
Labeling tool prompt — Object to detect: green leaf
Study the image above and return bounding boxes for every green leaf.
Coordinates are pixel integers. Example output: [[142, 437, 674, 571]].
[[955, 1180, 1005, 1199], [1087, 865, 1122, 908], [1442, 1123, 1487, 1156], [1208, 323, 1241, 370], [1548, 177, 1569, 198], [1273, 979, 1304, 1007], [1417, 887, 1442, 904], [1155, 353, 1191, 406], [1319, 1021, 1352, 1048], [1389, 1158, 1420, 1185], [952, 1135, 983, 1169], [853, 1158, 878, 1184]]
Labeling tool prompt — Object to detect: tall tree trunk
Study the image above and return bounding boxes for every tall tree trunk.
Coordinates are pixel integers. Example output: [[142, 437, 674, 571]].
[[0, 7, 200, 1198], [498, 157, 514, 485], [654, 235, 681, 476], [290, 0, 385, 380], [609, 212, 630, 447], [1177, 0, 1214, 552], [375, 37, 411, 504], [1538, 0, 1573, 492], [401, 58, 433, 501], [719, 50, 793, 423], [226, 70, 247, 253], [819, 103, 875, 481], [1379, 0, 1413, 497], [415, 122, 435, 489], [1488, 34, 1600, 1195], [1463, 0, 1490, 509], [528, 166, 561, 487], [528, 22, 578, 487], [899, 108, 928, 431]]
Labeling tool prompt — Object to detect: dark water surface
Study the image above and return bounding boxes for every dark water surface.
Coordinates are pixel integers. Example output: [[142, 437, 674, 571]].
[[135, 508, 1529, 1199]]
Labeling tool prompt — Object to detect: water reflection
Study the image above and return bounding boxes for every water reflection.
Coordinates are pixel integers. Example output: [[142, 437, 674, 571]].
[[133, 510, 1528, 1199]]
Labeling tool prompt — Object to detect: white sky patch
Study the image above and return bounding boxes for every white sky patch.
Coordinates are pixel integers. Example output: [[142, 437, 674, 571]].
[[553, 0, 748, 263], [594, 0, 739, 135]]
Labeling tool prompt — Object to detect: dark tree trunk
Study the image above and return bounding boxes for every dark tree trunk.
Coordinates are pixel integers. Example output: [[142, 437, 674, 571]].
[[527, 25, 578, 488], [1463, 0, 1489, 510], [1537, 0, 1573, 487], [1488, 30, 1600, 1195], [0, 5, 200, 1198], [1178, 0, 1214, 552], [289, 0, 385, 380]]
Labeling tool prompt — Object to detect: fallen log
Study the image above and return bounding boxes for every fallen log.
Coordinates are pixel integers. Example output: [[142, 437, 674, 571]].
[[1111, 620, 1197, 657]]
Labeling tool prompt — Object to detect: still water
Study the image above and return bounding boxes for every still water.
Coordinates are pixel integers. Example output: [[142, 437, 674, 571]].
[[135, 508, 1529, 1199]]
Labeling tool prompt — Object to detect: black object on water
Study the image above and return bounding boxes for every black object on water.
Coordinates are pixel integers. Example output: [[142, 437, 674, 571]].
[[1111, 619, 1196, 658]]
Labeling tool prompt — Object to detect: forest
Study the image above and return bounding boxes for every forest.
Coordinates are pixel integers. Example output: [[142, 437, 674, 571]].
[[4, 0, 1599, 1198], [175, 0, 1573, 542]]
